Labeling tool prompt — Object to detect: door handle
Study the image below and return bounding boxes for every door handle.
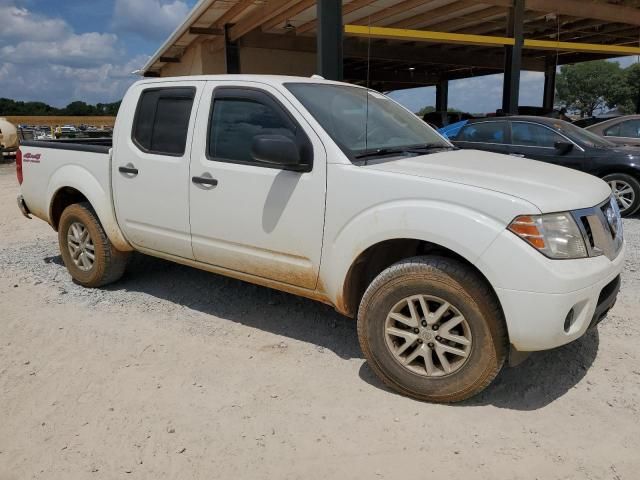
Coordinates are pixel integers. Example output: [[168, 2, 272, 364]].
[[192, 175, 218, 187], [118, 164, 139, 175]]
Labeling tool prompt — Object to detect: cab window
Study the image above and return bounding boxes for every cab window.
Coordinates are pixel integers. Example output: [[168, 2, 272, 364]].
[[207, 88, 312, 168], [512, 122, 564, 148], [132, 87, 195, 156], [605, 119, 640, 138], [455, 122, 508, 144]]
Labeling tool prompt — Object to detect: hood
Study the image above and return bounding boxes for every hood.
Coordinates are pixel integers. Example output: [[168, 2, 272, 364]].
[[366, 149, 611, 213]]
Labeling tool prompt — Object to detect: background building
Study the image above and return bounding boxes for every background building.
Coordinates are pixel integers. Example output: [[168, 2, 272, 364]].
[[141, 0, 640, 114]]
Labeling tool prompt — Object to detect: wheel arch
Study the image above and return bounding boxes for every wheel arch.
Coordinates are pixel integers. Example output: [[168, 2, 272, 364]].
[[47, 166, 132, 251], [596, 165, 640, 182], [337, 238, 504, 326]]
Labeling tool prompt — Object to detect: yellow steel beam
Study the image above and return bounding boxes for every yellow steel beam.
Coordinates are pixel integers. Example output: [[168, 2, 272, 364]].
[[344, 25, 640, 56], [524, 39, 640, 56], [344, 25, 514, 47]]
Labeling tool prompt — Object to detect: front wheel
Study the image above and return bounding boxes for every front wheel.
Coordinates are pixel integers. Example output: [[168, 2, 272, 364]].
[[604, 173, 640, 217], [357, 256, 508, 403], [58, 202, 129, 287]]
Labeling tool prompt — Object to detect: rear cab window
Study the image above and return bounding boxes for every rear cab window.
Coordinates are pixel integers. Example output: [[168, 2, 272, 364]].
[[132, 87, 195, 156]]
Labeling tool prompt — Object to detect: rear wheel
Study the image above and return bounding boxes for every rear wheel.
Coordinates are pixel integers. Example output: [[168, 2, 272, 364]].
[[58, 202, 129, 287], [357, 256, 507, 403], [604, 173, 640, 217]]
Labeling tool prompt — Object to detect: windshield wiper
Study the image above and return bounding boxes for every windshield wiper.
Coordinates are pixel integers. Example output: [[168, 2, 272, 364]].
[[403, 143, 454, 153], [354, 144, 452, 160], [354, 148, 408, 159]]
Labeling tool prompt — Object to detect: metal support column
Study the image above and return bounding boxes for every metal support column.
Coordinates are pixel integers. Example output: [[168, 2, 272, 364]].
[[317, 0, 343, 80], [502, 0, 524, 114], [543, 56, 557, 111], [224, 24, 240, 74], [435, 78, 449, 125]]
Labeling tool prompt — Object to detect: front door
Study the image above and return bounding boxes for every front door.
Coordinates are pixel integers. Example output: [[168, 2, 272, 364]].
[[509, 121, 585, 170], [112, 81, 203, 258], [188, 81, 326, 289]]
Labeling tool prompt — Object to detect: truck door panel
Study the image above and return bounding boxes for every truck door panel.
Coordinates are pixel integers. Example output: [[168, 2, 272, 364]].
[[112, 82, 203, 258], [188, 82, 326, 289]]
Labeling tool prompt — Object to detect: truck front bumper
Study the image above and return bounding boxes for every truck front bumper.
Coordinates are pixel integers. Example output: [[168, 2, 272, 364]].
[[477, 231, 625, 352], [17, 194, 31, 219]]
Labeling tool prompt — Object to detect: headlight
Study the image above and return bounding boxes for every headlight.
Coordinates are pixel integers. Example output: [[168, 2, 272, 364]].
[[508, 212, 588, 259]]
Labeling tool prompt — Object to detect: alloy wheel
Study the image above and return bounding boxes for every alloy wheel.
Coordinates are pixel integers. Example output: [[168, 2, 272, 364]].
[[384, 294, 472, 377], [608, 179, 636, 213], [67, 221, 95, 271]]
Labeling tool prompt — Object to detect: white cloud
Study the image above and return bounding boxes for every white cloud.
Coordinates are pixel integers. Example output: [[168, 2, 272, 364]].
[[0, 32, 120, 68], [0, 2, 144, 106], [112, 0, 190, 41], [0, 6, 69, 42]]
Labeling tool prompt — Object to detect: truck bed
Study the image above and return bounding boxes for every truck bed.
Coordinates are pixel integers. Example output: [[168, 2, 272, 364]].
[[18, 138, 113, 225]]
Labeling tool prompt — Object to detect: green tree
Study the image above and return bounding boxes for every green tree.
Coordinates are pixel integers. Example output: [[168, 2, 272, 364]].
[[556, 60, 629, 117], [617, 63, 640, 114], [416, 105, 435, 116], [63, 101, 96, 116]]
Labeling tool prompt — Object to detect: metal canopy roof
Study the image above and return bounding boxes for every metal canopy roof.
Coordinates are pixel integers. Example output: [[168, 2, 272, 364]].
[[142, 0, 640, 89]]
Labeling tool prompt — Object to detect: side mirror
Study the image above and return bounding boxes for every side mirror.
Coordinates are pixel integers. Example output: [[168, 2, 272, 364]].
[[251, 134, 304, 170], [554, 141, 574, 154]]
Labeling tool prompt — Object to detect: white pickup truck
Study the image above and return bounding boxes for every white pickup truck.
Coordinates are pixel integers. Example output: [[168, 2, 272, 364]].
[[16, 75, 624, 402]]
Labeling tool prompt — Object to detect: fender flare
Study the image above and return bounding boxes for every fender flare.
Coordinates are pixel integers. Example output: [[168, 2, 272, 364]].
[[47, 165, 132, 251], [321, 199, 507, 310]]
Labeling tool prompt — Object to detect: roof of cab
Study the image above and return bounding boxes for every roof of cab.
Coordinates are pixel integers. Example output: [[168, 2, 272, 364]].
[[135, 74, 364, 89]]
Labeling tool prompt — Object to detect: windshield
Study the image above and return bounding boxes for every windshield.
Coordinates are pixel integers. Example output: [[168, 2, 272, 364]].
[[552, 119, 616, 148], [285, 83, 451, 161]]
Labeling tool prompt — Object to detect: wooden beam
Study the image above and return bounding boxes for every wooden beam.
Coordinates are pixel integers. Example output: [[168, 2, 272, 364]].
[[462, 11, 544, 35], [482, 0, 640, 27], [262, 0, 315, 32], [390, 0, 489, 30], [428, 6, 507, 32], [228, 0, 303, 41], [214, 0, 255, 27], [189, 26, 224, 35], [349, 0, 445, 27], [159, 56, 180, 63], [296, 0, 377, 35]]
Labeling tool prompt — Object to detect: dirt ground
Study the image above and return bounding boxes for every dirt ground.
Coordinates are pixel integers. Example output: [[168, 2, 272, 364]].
[[1, 162, 639, 479]]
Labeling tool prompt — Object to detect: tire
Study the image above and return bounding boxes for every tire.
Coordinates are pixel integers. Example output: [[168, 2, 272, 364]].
[[357, 256, 508, 403], [58, 202, 129, 287], [603, 173, 640, 217]]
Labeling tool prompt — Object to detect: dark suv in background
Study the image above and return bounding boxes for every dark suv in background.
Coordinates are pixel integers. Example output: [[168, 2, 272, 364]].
[[451, 116, 640, 216]]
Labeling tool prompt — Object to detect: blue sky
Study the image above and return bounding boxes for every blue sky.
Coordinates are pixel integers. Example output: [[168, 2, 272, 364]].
[[0, 0, 198, 107], [1, 0, 638, 113]]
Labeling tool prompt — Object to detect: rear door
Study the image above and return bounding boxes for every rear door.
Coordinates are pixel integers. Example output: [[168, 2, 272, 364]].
[[452, 121, 510, 155], [112, 81, 203, 258], [509, 121, 585, 170], [188, 81, 326, 289]]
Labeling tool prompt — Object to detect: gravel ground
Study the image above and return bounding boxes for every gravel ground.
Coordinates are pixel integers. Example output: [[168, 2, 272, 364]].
[[1, 163, 639, 479]]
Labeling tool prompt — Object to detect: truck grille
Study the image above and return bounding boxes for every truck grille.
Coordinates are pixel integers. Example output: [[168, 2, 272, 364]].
[[571, 196, 623, 261]]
